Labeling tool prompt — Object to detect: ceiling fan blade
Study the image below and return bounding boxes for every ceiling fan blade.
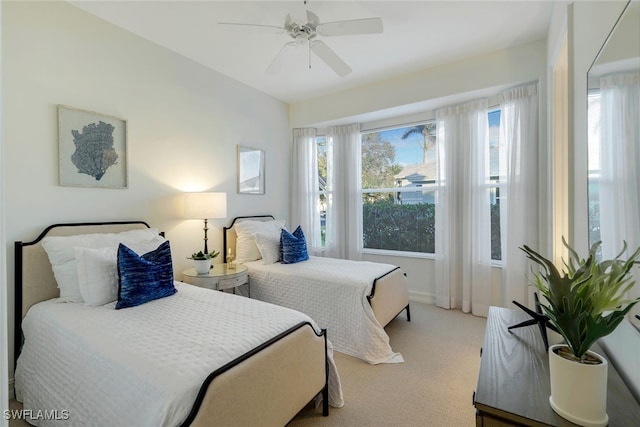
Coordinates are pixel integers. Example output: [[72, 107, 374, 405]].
[[317, 17, 383, 37], [310, 40, 352, 77], [306, 10, 320, 27], [217, 22, 285, 35], [266, 42, 296, 75], [285, 13, 294, 29]]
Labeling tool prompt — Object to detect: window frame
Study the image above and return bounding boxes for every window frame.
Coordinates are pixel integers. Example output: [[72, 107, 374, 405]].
[[487, 106, 504, 265], [316, 135, 329, 249], [318, 104, 506, 263], [360, 121, 438, 255]]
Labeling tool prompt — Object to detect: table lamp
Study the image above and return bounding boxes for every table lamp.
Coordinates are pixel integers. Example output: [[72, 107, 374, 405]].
[[184, 191, 227, 254]]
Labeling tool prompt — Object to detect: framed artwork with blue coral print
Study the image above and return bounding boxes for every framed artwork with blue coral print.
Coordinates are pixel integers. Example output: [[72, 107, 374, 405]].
[[58, 105, 128, 188]]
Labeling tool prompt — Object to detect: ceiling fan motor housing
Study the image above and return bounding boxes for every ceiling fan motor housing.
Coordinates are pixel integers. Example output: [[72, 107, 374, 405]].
[[286, 16, 318, 43]]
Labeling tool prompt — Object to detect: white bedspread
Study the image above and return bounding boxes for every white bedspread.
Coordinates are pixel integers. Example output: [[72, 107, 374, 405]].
[[246, 256, 404, 364], [15, 282, 343, 427]]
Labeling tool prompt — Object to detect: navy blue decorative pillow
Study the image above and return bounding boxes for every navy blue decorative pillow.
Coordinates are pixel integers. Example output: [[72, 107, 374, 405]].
[[278, 227, 302, 262], [281, 226, 309, 264], [116, 240, 176, 309]]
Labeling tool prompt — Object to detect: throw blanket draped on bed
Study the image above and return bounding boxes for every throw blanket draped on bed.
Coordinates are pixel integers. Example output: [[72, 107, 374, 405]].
[[15, 282, 343, 427], [246, 256, 404, 364]]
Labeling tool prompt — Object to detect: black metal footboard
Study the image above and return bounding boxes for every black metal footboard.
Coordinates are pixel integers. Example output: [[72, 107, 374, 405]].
[[367, 267, 411, 326]]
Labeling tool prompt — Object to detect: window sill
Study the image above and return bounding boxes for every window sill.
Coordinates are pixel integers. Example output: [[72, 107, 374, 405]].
[[362, 248, 435, 259], [362, 249, 504, 267]]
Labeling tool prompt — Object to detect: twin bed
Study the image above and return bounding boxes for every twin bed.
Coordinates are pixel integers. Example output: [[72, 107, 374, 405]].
[[14, 221, 342, 427], [223, 215, 411, 365], [14, 217, 409, 425]]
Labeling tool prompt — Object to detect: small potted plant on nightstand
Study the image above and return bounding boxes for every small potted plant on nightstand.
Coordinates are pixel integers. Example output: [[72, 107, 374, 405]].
[[521, 238, 640, 427], [187, 250, 220, 274]]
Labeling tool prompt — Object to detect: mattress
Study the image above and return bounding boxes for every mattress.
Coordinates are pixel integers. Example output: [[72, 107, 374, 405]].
[[15, 282, 343, 426], [246, 256, 404, 364]]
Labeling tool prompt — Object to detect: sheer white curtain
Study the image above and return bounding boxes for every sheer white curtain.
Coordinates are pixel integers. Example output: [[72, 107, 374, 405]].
[[499, 83, 539, 308], [325, 124, 362, 260], [599, 72, 640, 299], [434, 99, 492, 316], [290, 128, 323, 253]]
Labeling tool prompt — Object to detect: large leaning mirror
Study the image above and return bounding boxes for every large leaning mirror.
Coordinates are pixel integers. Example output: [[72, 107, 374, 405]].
[[587, 0, 640, 324]]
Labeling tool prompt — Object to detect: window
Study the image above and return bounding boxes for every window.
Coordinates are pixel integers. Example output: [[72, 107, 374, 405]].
[[360, 111, 504, 259], [488, 109, 502, 261], [361, 123, 437, 254], [316, 136, 328, 247], [587, 91, 602, 258]]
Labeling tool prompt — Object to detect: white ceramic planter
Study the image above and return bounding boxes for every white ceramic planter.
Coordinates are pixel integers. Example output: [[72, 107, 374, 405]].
[[548, 344, 608, 427], [193, 259, 212, 274]]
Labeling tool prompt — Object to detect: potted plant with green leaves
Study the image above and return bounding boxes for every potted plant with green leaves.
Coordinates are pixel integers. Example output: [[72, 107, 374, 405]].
[[187, 250, 220, 274], [521, 238, 640, 427]]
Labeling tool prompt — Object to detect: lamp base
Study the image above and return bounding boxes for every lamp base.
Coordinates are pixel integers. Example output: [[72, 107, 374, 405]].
[[203, 218, 209, 254]]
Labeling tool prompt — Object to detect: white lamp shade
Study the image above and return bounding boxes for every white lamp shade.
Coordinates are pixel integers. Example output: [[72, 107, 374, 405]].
[[184, 192, 227, 219]]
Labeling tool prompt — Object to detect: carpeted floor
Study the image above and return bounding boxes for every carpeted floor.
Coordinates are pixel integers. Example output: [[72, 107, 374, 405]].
[[9, 301, 487, 426], [288, 301, 487, 426]]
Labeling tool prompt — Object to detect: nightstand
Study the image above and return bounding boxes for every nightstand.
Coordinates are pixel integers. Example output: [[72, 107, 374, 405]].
[[182, 264, 249, 296]]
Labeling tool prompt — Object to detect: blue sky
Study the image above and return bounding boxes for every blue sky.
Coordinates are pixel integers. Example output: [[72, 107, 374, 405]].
[[374, 110, 501, 166], [378, 127, 426, 165]]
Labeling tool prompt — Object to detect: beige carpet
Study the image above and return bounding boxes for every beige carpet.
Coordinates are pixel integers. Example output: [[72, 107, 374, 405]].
[[9, 302, 486, 426], [288, 302, 487, 426]]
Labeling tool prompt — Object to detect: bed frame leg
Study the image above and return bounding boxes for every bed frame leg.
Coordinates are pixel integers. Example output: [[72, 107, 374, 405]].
[[322, 328, 329, 417], [406, 304, 411, 322], [322, 385, 329, 416]]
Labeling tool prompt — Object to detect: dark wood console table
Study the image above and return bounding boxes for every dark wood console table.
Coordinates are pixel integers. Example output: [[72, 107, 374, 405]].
[[474, 306, 640, 426]]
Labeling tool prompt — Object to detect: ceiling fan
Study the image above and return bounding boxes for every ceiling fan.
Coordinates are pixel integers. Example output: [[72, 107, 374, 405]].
[[218, 9, 383, 77]]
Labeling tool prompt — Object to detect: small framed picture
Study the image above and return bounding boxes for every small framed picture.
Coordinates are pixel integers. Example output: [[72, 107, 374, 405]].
[[58, 105, 128, 188], [237, 145, 265, 194]]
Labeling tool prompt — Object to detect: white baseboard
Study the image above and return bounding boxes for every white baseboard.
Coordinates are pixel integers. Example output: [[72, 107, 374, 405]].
[[408, 290, 435, 305]]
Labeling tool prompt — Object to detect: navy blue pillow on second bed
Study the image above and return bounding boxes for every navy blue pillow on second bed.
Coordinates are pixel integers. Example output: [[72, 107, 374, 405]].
[[281, 226, 309, 264]]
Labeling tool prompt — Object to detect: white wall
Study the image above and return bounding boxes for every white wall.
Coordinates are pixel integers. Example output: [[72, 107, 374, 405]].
[[289, 40, 548, 306], [290, 40, 547, 128], [547, 0, 569, 266], [545, 0, 628, 259], [0, 1, 8, 421], [2, 1, 290, 387]]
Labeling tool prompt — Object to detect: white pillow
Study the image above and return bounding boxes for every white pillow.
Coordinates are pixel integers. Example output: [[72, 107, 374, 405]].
[[75, 236, 166, 306], [75, 246, 118, 306], [254, 232, 281, 265], [234, 220, 285, 263], [42, 228, 162, 302]]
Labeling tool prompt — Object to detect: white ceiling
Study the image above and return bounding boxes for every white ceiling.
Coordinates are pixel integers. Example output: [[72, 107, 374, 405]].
[[69, 1, 554, 104]]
